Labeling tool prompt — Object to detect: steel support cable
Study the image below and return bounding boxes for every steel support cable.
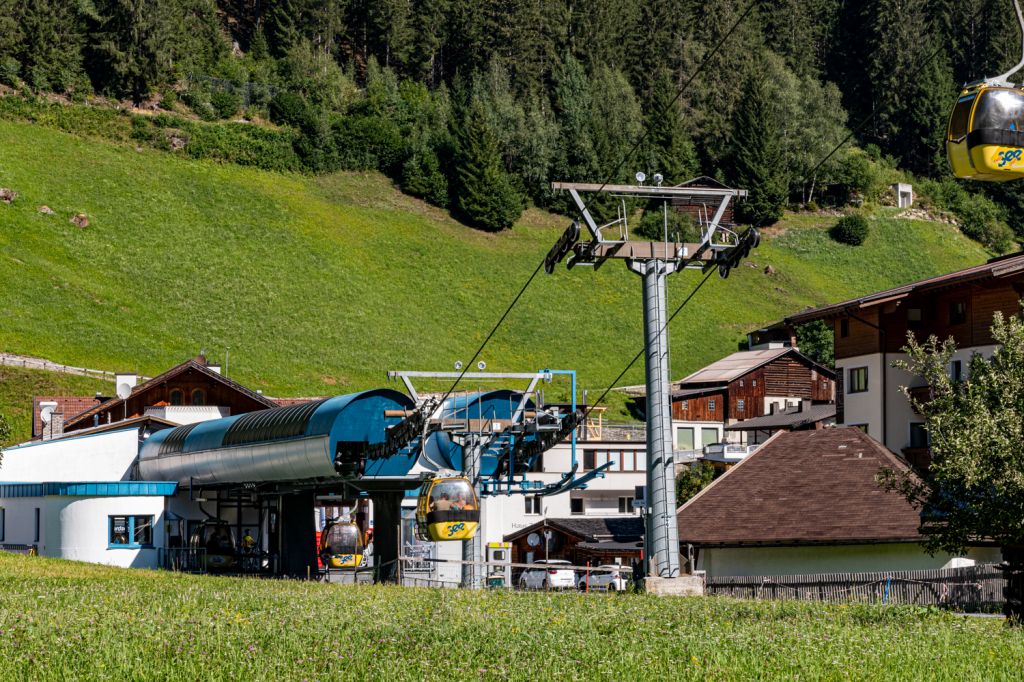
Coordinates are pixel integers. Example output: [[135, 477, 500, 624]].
[[803, 4, 989, 190], [436, 0, 758, 407], [582, 266, 716, 420]]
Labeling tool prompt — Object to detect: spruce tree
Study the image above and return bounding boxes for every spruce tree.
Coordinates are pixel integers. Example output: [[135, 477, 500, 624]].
[[452, 95, 524, 231], [90, 0, 175, 104], [642, 69, 698, 184], [727, 70, 787, 227], [18, 0, 89, 93]]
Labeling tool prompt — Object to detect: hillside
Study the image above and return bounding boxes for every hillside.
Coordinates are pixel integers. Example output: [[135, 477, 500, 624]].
[[0, 120, 991, 413]]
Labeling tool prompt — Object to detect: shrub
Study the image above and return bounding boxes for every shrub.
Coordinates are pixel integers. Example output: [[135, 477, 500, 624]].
[[831, 213, 870, 246], [209, 90, 242, 119], [268, 91, 308, 128], [401, 147, 449, 207], [917, 178, 1015, 253], [184, 123, 301, 172], [0, 57, 21, 87]]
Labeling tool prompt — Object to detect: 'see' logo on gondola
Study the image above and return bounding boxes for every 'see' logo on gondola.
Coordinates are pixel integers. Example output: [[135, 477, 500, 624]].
[[339, 554, 354, 563], [447, 523, 466, 537]]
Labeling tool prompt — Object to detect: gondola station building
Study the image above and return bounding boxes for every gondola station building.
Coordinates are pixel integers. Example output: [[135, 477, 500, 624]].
[[1, 356, 650, 576]]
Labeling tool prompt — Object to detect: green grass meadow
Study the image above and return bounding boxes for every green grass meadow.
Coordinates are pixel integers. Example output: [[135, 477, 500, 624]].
[[0, 366, 111, 446], [0, 119, 991, 404], [0, 554, 1020, 680]]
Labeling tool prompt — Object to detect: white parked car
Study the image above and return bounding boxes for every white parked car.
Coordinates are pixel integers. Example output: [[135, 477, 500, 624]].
[[518, 560, 576, 590], [576, 565, 629, 592]]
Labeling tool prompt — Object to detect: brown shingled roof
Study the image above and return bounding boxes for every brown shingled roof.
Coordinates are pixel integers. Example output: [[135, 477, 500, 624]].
[[677, 428, 923, 547], [32, 396, 106, 437]]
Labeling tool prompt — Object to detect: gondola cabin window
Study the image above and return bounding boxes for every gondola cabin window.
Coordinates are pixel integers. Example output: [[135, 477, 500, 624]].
[[109, 515, 154, 548]]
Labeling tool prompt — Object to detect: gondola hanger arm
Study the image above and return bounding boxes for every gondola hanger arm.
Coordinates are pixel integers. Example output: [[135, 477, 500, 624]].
[[992, 0, 1024, 85]]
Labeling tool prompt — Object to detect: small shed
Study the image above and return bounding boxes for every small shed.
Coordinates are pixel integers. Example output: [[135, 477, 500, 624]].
[[891, 183, 913, 209]]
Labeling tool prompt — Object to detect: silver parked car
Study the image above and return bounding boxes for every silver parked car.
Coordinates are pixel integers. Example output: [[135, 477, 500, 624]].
[[576, 565, 629, 592], [518, 559, 576, 590]]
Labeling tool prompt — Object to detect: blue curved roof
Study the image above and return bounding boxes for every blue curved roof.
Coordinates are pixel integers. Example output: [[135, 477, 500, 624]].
[[141, 389, 415, 461]]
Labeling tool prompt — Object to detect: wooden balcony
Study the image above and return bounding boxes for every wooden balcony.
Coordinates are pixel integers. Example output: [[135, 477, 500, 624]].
[[907, 386, 933, 415], [901, 447, 932, 471]]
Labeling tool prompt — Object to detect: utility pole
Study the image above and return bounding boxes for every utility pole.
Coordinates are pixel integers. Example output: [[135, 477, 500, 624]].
[[547, 176, 756, 581]]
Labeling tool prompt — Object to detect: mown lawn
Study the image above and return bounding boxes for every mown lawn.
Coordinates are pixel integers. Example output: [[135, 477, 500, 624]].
[[0, 119, 992, 404], [0, 555, 1020, 680]]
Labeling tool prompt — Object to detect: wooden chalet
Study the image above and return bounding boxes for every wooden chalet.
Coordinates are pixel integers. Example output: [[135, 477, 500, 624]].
[[32, 356, 283, 439], [671, 348, 835, 425]]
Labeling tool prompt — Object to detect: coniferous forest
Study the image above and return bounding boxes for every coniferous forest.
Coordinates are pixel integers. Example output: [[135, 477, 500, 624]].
[[2, 0, 1024, 245]]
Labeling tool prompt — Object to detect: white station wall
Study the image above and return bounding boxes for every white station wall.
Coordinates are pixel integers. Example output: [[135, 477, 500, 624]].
[[1, 428, 140, 482], [0, 495, 167, 568]]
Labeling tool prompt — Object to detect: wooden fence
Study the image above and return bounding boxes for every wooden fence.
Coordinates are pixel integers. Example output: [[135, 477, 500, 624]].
[[706, 564, 1005, 611]]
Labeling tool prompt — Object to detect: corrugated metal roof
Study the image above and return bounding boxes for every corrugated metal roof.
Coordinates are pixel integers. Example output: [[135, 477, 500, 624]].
[[680, 348, 792, 384]]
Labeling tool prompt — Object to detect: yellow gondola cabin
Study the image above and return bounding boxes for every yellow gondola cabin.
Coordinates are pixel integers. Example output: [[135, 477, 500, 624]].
[[947, 84, 1024, 181], [416, 476, 480, 542], [319, 520, 364, 569]]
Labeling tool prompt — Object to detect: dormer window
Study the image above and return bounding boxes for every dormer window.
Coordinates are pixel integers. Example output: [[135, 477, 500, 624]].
[[169, 389, 183, 406]]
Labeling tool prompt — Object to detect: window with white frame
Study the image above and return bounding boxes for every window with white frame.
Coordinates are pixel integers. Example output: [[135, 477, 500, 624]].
[[736, 399, 746, 412], [618, 497, 635, 514], [675, 427, 695, 451], [109, 515, 155, 548], [524, 496, 542, 515], [708, 399, 716, 412]]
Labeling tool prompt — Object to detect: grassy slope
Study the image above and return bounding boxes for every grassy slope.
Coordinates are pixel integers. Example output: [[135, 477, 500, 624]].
[[0, 555, 1020, 680], [0, 366, 111, 446], [0, 120, 991, 404]]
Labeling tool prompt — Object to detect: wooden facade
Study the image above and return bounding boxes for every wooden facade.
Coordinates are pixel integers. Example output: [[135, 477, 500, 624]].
[[831, 280, 1024, 361], [672, 351, 835, 424], [63, 358, 277, 434]]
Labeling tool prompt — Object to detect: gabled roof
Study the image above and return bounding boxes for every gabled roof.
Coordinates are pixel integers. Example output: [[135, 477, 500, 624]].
[[679, 348, 832, 385], [674, 176, 734, 190], [504, 516, 644, 544], [677, 428, 923, 547], [785, 252, 1024, 325], [724, 402, 836, 431], [64, 357, 277, 430]]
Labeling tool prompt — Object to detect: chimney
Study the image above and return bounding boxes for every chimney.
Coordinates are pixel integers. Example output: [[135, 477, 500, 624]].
[[41, 403, 64, 441], [115, 372, 138, 395], [208, 364, 221, 374], [799, 399, 811, 413], [769, 403, 777, 415]]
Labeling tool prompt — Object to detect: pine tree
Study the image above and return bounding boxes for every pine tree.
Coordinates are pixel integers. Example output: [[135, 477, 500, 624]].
[[18, 0, 89, 93], [264, 0, 309, 58], [452, 95, 524, 231], [90, 0, 176, 103], [727, 70, 788, 227], [642, 69, 698, 184]]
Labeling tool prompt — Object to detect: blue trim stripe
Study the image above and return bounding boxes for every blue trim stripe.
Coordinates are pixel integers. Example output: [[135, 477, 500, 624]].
[[0, 482, 177, 498]]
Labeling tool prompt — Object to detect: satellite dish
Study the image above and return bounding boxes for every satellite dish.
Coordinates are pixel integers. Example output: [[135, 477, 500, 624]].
[[116, 382, 132, 399], [527, 532, 541, 548], [40, 405, 55, 424], [635, 171, 647, 185]]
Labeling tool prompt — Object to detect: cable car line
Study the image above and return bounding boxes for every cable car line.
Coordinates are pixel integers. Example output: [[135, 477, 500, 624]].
[[435, 0, 758, 408], [948, 0, 1024, 180], [582, 267, 717, 421], [803, 3, 993, 190]]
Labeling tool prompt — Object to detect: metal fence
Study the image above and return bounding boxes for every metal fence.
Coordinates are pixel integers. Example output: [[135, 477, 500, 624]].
[[706, 564, 1006, 611], [0, 544, 37, 555]]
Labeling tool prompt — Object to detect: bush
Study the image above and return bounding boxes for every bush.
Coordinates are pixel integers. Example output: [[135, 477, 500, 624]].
[[0, 57, 20, 87], [634, 203, 700, 242], [831, 213, 870, 246], [268, 91, 308, 128], [918, 178, 1015, 253], [184, 123, 301, 172], [209, 90, 242, 119]]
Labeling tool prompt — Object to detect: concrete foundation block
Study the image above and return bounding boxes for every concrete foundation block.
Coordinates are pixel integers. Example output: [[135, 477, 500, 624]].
[[644, 575, 705, 597]]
